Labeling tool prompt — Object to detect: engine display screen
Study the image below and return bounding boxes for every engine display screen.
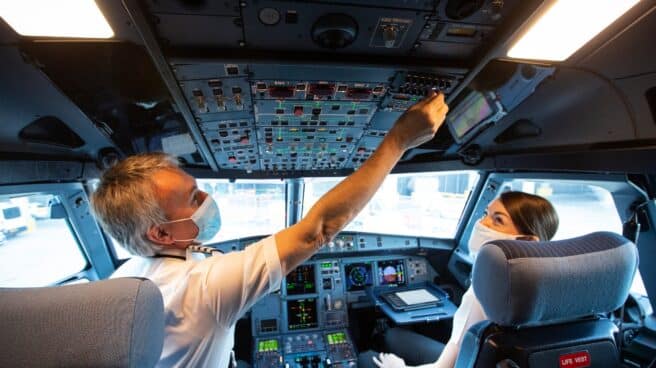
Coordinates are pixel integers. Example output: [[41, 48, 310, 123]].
[[447, 91, 495, 141], [286, 264, 316, 295], [377, 259, 406, 286], [345, 262, 373, 291], [287, 298, 319, 330]]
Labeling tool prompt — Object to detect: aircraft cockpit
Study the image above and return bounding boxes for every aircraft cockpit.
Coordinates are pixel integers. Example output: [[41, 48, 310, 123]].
[[1, 0, 656, 367]]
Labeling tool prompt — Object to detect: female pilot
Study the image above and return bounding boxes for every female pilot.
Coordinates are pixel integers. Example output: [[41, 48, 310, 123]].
[[364, 191, 559, 368]]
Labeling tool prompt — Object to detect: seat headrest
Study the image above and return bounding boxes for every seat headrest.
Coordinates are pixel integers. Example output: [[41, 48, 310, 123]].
[[472, 232, 638, 327], [0, 277, 164, 368]]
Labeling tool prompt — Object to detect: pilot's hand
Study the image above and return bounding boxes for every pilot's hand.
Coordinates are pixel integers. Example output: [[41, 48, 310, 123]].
[[372, 352, 406, 368], [388, 91, 448, 151]]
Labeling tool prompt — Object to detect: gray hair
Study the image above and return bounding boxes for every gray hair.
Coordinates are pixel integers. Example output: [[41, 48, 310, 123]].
[[90, 152, 179, 256]]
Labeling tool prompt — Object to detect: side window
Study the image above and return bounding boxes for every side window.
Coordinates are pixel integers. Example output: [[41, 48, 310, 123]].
[[0, 194, 88, 287], [110, 236, 132, 261], [501, 179, 647, 298], [501, 180, 622, 239]]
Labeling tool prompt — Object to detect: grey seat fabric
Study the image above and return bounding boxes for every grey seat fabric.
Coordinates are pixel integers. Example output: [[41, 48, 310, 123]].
[[455, 231, 638, 368], [473, 231, 638, 327], [0, 277, 165, 368]]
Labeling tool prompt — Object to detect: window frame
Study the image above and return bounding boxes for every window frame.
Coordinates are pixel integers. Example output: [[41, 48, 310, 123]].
[[0, 182, 114, 285]]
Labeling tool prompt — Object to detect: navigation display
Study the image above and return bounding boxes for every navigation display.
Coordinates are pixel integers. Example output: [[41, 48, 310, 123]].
[[286, 264, 316, 295], [377, 259, 406, 286], [287, 298, 319, 330], [345, 262, 373, 291]]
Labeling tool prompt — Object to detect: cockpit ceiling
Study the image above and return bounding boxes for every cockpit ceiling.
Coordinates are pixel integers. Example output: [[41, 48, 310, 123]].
[[146, 0, 520, 60], [1, 0, 655, 177]]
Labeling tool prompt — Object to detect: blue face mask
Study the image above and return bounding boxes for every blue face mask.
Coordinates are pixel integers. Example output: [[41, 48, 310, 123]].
[[163, 195, 222, 244]]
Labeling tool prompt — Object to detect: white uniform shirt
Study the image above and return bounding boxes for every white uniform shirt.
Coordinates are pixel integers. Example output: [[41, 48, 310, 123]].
[[111, 236, 282, 368], [415, 286, 487, 368]]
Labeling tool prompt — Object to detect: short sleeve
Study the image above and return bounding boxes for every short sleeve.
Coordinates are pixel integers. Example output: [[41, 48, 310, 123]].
[[200, 236, 283, 326]]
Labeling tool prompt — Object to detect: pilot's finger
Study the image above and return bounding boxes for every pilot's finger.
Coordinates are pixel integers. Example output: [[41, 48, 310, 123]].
[[436, 101, 449, 115], [431, 91, 446, 106], [372, 354, 384, 368], [423, 90, 442, 103]]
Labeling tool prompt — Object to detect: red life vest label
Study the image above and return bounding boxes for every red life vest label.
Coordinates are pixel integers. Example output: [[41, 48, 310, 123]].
[[559, 351, 591, 368]]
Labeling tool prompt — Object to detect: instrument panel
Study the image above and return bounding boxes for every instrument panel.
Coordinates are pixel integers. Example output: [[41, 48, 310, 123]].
[[250, 251, 438, 368]]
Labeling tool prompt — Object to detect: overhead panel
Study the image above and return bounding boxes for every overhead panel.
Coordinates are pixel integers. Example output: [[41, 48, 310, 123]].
[[173, 62, 463, 174]]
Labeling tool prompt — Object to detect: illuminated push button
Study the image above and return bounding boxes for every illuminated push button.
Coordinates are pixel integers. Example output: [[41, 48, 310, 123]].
[[294, 106, 304, 116], [357, 147, 366, 154], [240, 136, 249, 144], [228, 156, 237, 163]]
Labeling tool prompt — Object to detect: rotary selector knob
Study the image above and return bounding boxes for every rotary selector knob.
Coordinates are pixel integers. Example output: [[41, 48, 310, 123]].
[[335, 239, 345, 248]]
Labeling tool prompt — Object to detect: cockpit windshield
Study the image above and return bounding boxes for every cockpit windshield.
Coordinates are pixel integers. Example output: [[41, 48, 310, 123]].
[[303, 171, 479, 238], [197, 179, 287, 243]]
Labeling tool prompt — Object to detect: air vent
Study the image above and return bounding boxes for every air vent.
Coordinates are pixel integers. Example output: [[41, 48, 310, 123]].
[[311, 14, 358, 49], [19, 116, 85, 148], [647, 87, 656, 125]]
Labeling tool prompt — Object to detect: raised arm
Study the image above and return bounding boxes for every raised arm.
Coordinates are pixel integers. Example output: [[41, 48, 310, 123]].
[[274, 92, 449, 274]]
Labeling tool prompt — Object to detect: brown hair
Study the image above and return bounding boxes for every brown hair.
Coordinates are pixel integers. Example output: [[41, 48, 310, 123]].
[[499, 191, 559, 241]]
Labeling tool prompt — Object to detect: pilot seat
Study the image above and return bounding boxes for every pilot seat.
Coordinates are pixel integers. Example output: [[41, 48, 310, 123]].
[[455, 231, 638, 368], [0, 277, 165, 368]]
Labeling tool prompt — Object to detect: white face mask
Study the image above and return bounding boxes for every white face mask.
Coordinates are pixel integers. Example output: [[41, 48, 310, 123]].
[[161, 195, 222, 244], [467, 220, 520, 258]]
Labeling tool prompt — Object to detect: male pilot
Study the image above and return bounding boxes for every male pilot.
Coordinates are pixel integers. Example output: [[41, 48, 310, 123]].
[[90, 92, 448, 367]]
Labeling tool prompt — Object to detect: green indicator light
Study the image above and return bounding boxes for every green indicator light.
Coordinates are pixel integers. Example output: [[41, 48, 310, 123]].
[[321, 262, 332, 269]]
